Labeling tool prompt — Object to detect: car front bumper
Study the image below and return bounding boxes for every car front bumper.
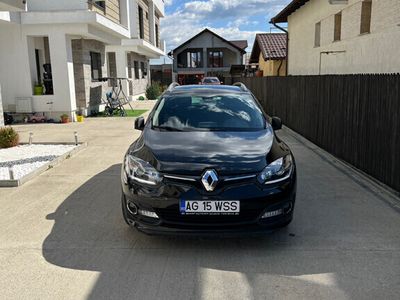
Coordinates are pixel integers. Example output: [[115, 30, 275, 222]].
[[121, 169, 296, 236]]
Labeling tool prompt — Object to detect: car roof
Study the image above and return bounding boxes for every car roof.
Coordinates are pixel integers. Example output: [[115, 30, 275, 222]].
[[171, 85, 244, 94]]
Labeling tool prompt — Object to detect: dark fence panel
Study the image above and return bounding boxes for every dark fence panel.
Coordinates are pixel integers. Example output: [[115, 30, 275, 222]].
[[232, 75, 400, 192]]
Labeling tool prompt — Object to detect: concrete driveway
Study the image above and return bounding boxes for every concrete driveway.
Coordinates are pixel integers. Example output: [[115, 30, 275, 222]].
[[0, 105, 399, 300]]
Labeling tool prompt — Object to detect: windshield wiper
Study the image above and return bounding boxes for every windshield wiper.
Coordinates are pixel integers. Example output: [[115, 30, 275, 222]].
[[153, 126, 184, 132]]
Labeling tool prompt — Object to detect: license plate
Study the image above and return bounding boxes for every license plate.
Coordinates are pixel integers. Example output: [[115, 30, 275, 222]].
[[180, 200, 240, 215]]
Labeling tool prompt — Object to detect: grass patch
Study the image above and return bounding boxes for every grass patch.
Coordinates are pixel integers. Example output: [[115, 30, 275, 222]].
[[125, 110, 148, 117], [92, 109, 148, 118]]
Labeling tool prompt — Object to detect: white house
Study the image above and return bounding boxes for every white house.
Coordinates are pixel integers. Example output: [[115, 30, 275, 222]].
[[271, 0, 400, 75], [0, 0, 165, 121]]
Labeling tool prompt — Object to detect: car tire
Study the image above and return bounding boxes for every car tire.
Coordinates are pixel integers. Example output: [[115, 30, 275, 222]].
[[121, 194, 130, 225]]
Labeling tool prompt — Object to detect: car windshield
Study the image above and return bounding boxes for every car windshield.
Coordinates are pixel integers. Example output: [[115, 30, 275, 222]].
[[152, 94, 265, 131]]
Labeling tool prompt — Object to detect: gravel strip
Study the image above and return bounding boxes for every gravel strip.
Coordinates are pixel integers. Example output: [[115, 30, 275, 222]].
[[0, 144, 76, 180]]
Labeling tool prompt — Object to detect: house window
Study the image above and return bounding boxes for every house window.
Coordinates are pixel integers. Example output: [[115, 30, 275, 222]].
[[141, 62, 147, 78], [314, 22, 321, 47], [187, 51, 202, 68], [334, 12, 342, 41], [92, 0, 105, 11], [155, 24, 159, 47], [209, 51, 223, 68], [360, 0, 372, 34], [90, 52, 102, 81], [134, 61, 139, 79], [107, 52, 117, 86], [138, 6, 144, 39]]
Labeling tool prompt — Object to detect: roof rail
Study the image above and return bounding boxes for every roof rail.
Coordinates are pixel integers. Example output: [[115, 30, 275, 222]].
[[232, 82, 249, 92], [166, 82, 180, 92]]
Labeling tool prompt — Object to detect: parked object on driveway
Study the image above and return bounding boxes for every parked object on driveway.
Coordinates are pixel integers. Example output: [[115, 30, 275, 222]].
[[3, 113, 13, 125], [101, 77, 135, 116], [201, 77, 221, 85], [60, 114, 70, 124], [29, 113, 46, 123], [121, 82, 297, 235]]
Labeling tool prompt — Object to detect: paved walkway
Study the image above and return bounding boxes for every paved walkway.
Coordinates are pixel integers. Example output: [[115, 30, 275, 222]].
[[0, 102, 399, 300]]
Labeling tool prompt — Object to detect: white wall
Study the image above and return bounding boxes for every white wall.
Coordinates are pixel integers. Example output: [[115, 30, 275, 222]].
[[0, 23, 78, 118], [0, 0, 25, 11], [27, 0, 87, 11], [287, 0, 400, 75]]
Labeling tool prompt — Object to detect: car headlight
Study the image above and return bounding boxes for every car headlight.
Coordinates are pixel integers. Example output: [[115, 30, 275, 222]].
[[124, 155, 162, 185], [258, 155, 293, 184]]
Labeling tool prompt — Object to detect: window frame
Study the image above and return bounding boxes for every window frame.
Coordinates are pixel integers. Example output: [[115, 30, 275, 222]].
[[208, 50, 224, 68], [314, 22, 321, 47], [360, 0, 372, 35], [155, 24, 159, 48], [90, 51, 102, 81], [134, 61, 139, 79], [141, 61, 147, 79], [186, 51, 202, 68], [334, 12, 342, 42], [138, 5, 144, 39]]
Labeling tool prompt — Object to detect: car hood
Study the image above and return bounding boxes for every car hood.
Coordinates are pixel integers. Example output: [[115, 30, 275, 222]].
[[130, 128, 275, 176]]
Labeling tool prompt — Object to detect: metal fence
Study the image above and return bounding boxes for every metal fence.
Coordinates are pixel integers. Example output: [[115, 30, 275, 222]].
[[229, 75, 400, 192]]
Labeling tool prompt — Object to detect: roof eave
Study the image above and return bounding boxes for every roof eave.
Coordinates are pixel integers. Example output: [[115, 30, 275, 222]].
[[270, 0, 310, 24]]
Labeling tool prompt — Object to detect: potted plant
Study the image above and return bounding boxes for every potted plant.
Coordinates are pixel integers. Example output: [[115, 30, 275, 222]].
[[60, 114, 70, 124], [34, 82, 44, 95], [255, 69, 264, 77]]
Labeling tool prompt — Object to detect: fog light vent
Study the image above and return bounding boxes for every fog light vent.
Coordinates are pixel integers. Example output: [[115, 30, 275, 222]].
[[127, 201, 138, 215], [261, 208, 283, 219], [138, 209, 159, 219]]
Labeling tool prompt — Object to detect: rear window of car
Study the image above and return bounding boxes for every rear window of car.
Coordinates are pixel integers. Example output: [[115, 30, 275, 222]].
[[203, 78, 220, 83], [152, 94, 265, 131]]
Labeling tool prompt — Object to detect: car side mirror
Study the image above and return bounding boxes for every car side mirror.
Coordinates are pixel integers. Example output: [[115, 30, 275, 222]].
[[271, 117, 282, 131], [134, 117, 145, 131]]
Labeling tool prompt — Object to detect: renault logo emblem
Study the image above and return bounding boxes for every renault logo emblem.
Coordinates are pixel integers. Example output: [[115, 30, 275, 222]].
[[201, 169, 219, 192]]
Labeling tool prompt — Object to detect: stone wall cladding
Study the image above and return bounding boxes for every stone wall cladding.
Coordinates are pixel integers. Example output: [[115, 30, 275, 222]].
[[128, 51, 149, 97], [72, 39, 108, 114]]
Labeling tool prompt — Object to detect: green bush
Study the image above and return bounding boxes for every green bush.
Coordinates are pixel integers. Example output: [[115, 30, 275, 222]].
[[145, 83, 161, 100], [0, 127, 19, 149], [137, 96, 145, 101]]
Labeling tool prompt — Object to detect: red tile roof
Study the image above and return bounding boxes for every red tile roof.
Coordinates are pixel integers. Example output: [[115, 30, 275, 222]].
[[250, 33, 287, 62]]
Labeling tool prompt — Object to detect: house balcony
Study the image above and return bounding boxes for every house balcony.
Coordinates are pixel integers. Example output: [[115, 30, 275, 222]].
[[106, 38, 165, 59], [20, 10, 130, 43]]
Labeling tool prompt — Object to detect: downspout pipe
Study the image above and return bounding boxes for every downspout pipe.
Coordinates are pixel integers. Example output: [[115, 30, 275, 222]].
[[270, 21, 288, 76]]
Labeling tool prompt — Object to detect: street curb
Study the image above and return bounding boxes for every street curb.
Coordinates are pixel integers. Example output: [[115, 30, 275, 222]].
[[0, 142, 88, 188], [281, 125, 400, 212]]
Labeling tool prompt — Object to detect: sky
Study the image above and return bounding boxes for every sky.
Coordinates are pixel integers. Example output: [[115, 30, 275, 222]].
[[151, 0, 290, 64]]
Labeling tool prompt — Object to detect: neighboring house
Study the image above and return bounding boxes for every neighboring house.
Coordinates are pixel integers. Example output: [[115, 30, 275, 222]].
[[249, 33, 287, 76], [150, 64, 173, 86], [168, 29, 247, 84], [271, 0, 400, 75], [0, 0, 165, 121]]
